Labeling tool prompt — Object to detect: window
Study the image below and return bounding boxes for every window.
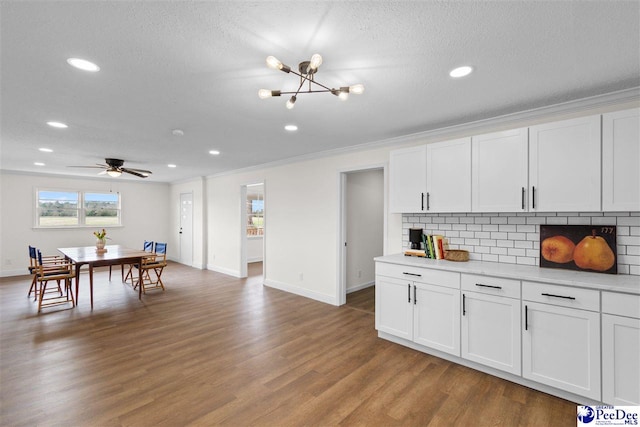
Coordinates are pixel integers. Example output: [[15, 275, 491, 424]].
[[246, 185, 264, 236], [36, 190, 121, 227]]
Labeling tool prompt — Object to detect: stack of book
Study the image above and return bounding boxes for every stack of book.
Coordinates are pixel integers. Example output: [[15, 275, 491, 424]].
[[422, 234, 449, 259]]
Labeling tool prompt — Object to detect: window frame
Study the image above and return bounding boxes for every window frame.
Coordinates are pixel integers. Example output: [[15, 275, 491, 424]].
[[35, 188, 122, 228]]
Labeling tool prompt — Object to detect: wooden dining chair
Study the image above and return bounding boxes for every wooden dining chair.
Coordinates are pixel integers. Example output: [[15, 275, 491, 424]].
[[135, 242, 167, 294], [123, 240, 154, 284], [36, 250, 75, 312], [28, 245, 64, 301]]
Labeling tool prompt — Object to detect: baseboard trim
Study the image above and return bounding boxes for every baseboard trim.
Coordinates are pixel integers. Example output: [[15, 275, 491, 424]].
[[264, 278, 337, 306], [207, 264, 241, 278], [346, 281, 374, 294]]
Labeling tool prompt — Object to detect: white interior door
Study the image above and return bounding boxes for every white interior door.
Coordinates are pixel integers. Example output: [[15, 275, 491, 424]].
[[180, 192, 193, 266]]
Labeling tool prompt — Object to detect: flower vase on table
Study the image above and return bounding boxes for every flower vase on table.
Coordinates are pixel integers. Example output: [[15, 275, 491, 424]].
[[94, 229, 108, 253]]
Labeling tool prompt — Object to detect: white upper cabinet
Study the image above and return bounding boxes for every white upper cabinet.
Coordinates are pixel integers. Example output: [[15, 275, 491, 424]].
[[529, 115, 601, 212], [426, 137, 472, 212], [602, 108, 640, 212], [472, 128, 528, 212], [389, 145, 427, 213]]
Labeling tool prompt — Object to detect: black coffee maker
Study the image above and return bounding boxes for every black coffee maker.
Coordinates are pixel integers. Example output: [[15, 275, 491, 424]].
[[409, 228, 423, 249]]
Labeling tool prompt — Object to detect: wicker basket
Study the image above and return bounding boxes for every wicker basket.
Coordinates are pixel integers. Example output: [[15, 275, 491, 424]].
[[444, 249, 469, 262]]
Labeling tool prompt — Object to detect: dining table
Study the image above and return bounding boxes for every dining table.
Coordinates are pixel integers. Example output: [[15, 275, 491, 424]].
[[57, 245, 151, 309]]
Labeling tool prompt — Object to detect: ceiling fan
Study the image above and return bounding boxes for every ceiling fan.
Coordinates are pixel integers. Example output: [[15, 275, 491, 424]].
[[69, 158, 152, 178]]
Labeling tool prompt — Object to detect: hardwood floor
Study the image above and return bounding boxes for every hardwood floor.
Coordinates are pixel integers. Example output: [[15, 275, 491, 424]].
[[345, 286, 375, 314], [0, 262, 577, 426]]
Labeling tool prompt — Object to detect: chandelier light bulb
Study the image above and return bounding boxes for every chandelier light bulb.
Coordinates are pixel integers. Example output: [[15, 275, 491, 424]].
[[338, 91, 349, 101], [350, 84, 365, 94], [266, 56, 283, 70], [258, 89, 272, 99], [308, 53, 323, 71], [286, 96, 297, 109]]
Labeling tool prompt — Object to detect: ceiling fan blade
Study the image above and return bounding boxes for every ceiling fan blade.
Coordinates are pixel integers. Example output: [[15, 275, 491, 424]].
[[123, 167, 152, 175], [121, 168, 150, 178]]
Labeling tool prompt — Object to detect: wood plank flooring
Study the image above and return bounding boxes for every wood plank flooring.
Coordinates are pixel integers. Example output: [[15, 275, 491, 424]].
[[346, 286, 375, 314], [0, 262, 577, 426]]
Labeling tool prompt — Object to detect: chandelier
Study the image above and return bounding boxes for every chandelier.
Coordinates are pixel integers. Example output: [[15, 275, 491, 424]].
[[258, 54, 364, 109]]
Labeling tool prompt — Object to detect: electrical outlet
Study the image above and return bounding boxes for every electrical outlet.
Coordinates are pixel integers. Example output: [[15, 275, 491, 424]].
[[357, 270, 362, 278]]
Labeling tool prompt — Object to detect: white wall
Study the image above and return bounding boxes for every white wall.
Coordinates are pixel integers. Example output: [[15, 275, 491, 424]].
[[346, 169, 384, 292], [0, 171, 170, 277], [169, 178, 206, 268], [247, 237, 263, 262], [206, 148, 402, 304]]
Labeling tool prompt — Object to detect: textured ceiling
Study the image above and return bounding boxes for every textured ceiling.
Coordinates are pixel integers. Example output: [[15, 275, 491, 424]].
[[1, 1, 639, 182]]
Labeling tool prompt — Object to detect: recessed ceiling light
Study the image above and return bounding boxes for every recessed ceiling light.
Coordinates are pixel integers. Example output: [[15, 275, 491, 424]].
[[67, 58, 100, 72], [34, 162, 45, 166], [285, 124, 298, 131], [168, 164, 177, 168], [39, 148, 53, 153], [46, 121, 68, 128], [209, 150, 220, 155], [449, 65, 473, 78], [172, 129, 184, 136]]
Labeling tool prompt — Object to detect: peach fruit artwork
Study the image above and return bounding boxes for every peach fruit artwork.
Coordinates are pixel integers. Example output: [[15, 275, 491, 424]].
[[541, 235, 575, 264], [573, 230, 616, 272]]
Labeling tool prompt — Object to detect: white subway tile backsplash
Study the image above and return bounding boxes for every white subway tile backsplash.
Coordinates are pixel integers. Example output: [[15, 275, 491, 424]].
[[618, 216, 640, 226], [403, 211, 640, 276]]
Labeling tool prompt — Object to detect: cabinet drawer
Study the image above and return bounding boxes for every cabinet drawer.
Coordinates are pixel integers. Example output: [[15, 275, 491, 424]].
[[602, 292, 640, 319], [375, 262, 459, 289], [522, 282, 599, 312], [461, 274, 520, 299]]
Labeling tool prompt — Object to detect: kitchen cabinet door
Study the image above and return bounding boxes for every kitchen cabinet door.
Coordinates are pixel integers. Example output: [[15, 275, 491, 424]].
[[426, 137, 472, 212], [389, 145, 427, 213], [522, 301, 601, 400], [375, 276, 413, 340], [603, 108, 640, 212], [529, 115, 601, 212], [461, 291, 521, 375], [413, 282, 460, 356], [472, 128, 528, 212], [602, 314, 640, 405]]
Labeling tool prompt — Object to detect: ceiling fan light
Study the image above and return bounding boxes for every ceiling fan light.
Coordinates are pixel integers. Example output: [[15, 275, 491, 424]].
[[106, 169, 122, 177], [286, 96, 296, 109], [350, 84, 365, 94]]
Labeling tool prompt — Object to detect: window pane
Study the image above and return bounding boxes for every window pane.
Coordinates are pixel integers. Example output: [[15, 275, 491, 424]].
[[85, 192, 120, 226], [38, 191, 79, 226]]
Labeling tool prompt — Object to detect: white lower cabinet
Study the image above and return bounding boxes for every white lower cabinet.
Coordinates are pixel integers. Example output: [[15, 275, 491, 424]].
[[601, 292, 640, 405], [461, 275, 521, 375], [522, 282, 601, 401], [375, 263, 460, 357], [413, 282, 460, 355], [376, 275, 413, 340]]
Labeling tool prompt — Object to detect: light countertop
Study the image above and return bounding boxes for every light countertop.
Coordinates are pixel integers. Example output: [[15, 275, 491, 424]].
[[375, 253, 640, 295]]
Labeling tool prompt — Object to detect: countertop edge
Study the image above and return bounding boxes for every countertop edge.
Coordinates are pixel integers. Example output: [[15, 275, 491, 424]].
[[375, 254, 640, 295]]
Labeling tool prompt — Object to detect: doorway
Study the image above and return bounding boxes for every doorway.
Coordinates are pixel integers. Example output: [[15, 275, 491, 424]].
[[339, 167, 385, 308], [179, 192, 193, 266], [240, 182, 265, 280]]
